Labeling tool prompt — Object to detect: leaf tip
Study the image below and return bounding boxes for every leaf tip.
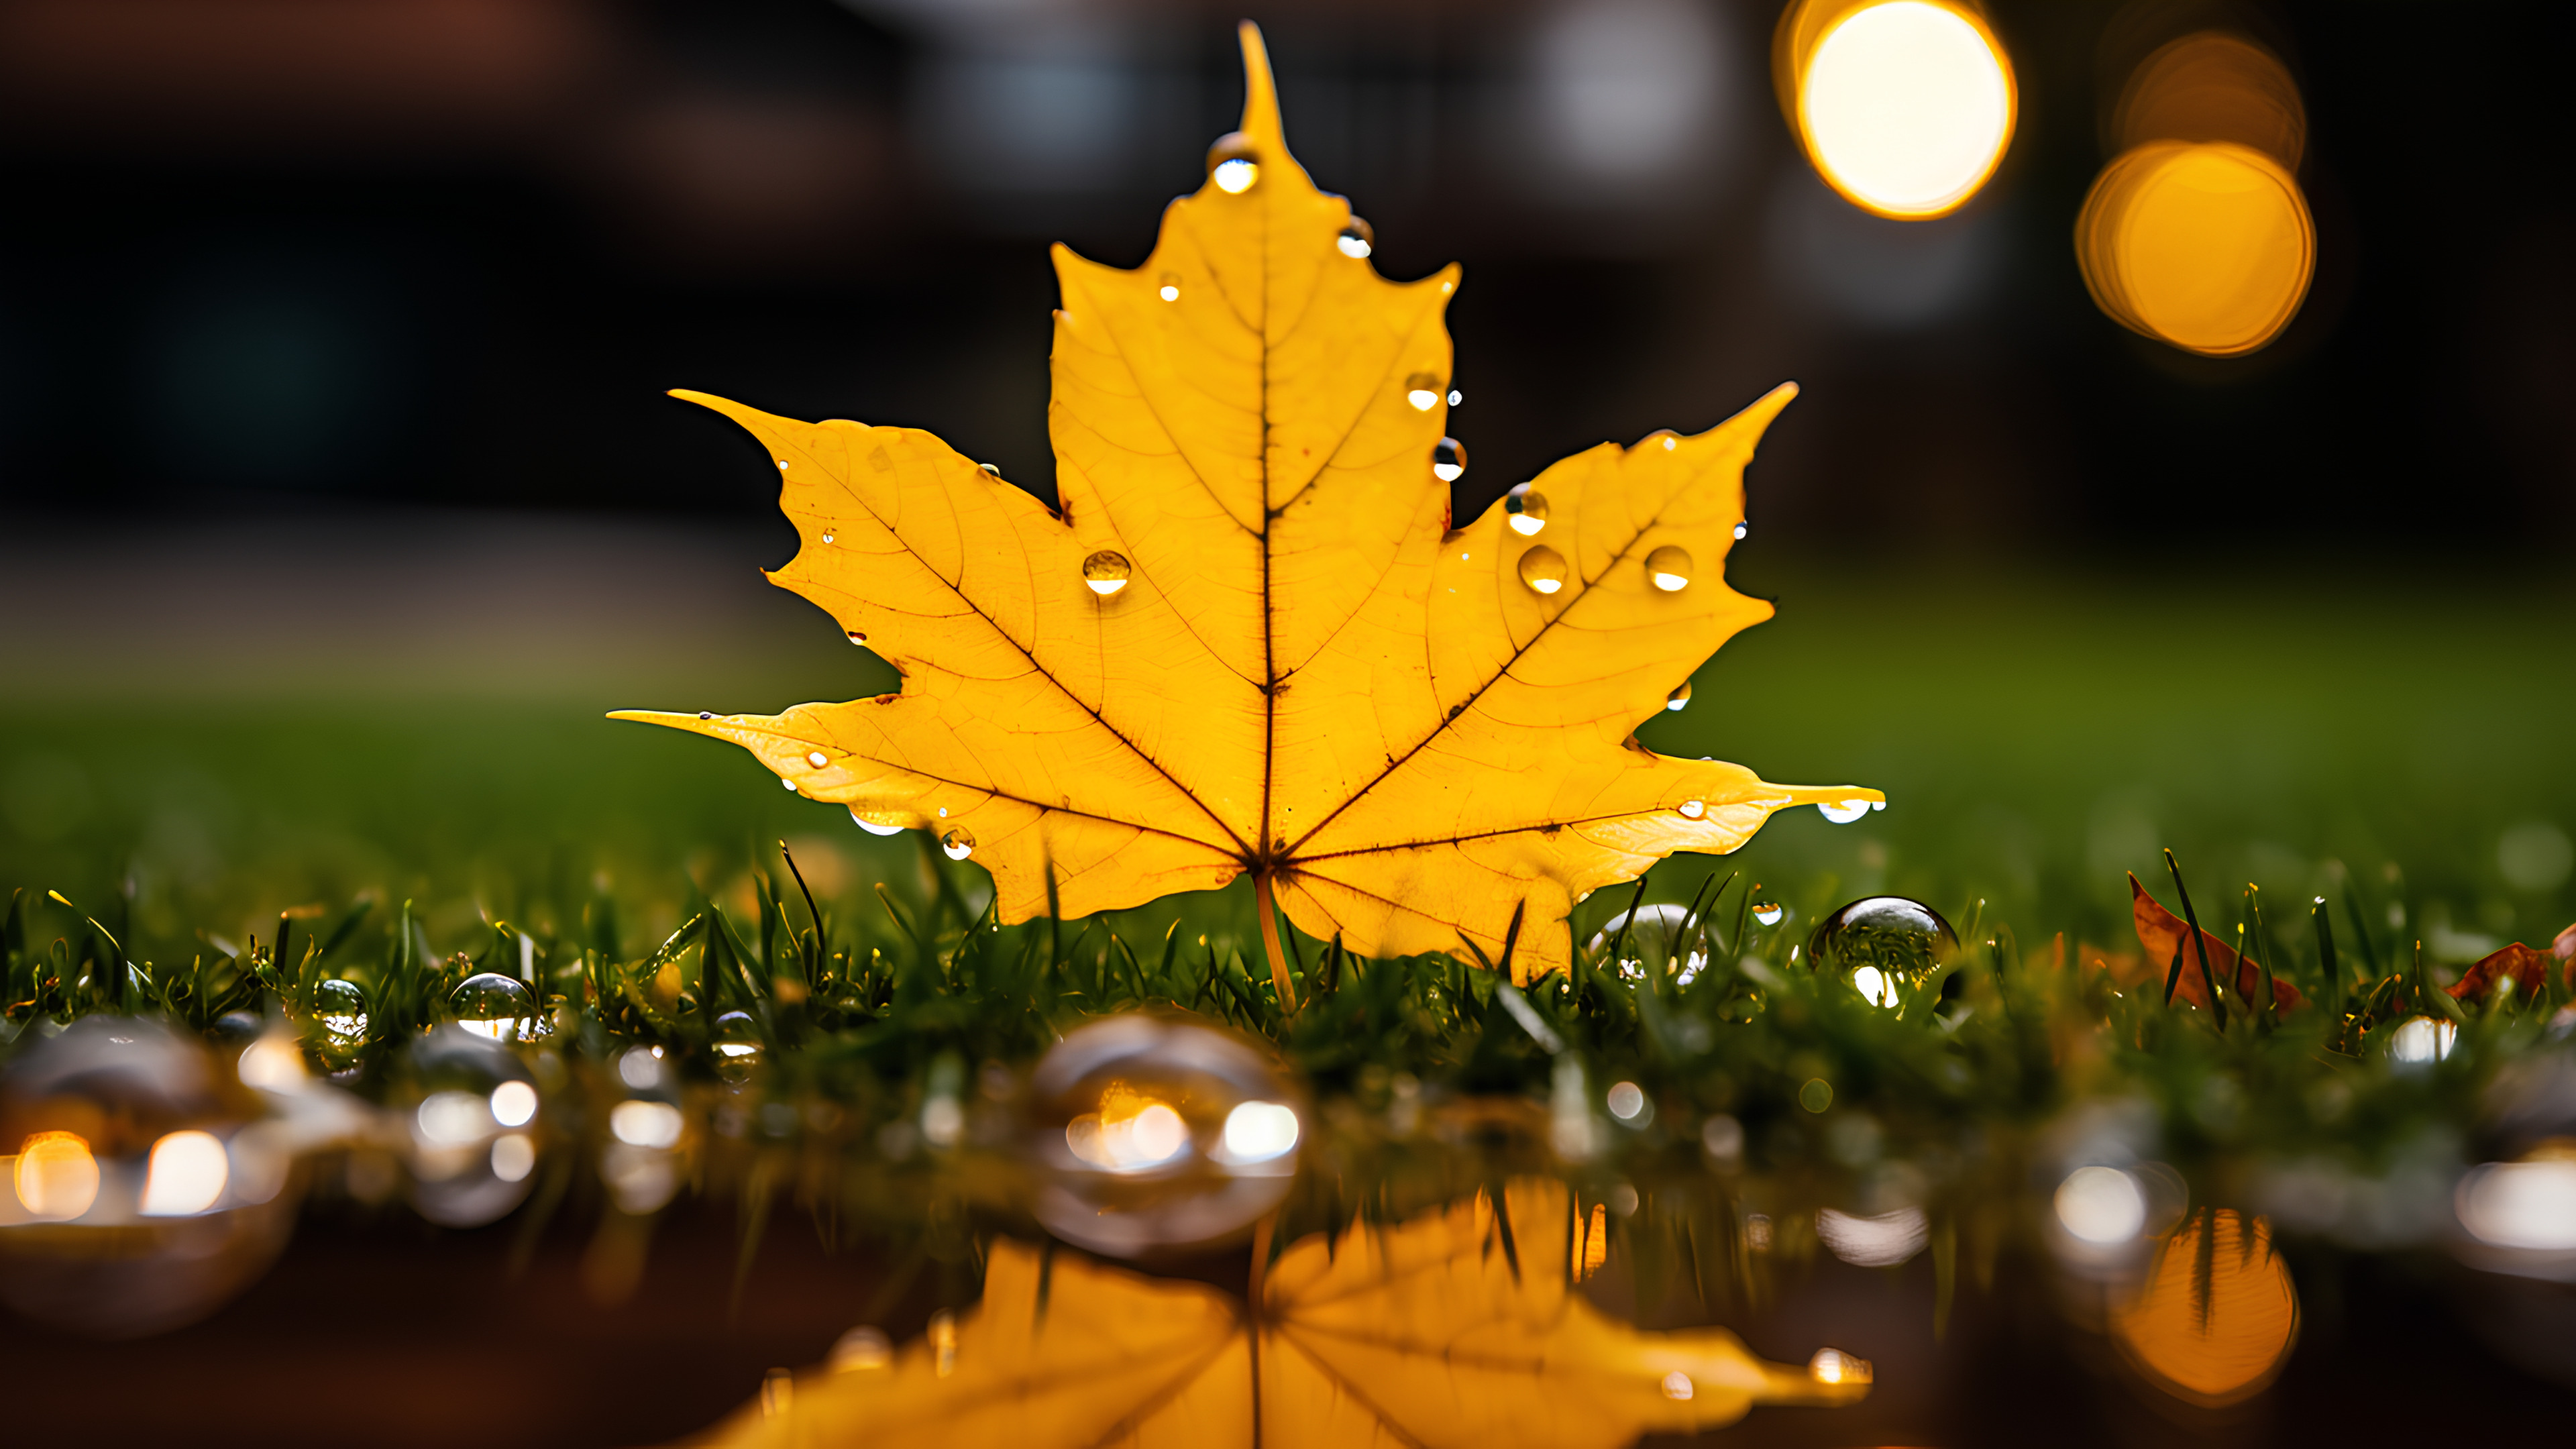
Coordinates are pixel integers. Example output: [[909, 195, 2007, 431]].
[[1234, 20, 1284, 152]]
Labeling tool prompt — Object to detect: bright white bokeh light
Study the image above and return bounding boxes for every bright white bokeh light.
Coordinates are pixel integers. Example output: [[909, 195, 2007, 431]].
[[610, 1099, 686, 1150], [1220, 1101, 1301, 1163], [1815, 1205, 1927, 1266], [417, 1090, 495, 1146], [140, 1130, 231, 1216], [236, 1032, 308, 1092], [1066, 1100, 1192, 1171], [1801, 1, 2013, 218], [490, 1133, 537, 1183], [2054, 1165, 2147, 1244], [2457, 1159, 2576, 1252], [488, 1081, 538, 1128], [1605, 1081, 1647, 1120]]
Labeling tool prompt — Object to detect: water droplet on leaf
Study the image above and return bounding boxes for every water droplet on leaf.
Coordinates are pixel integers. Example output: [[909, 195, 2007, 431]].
[[1666, 681, 1692, 711], [1448, 388, 1463, 406], [1817, 798, 1873, 823], [1516, 545, 1568, 595], [1208, 133, 1259, 193], [1677, 799, 1705, 819], [1504, 490, 1549, 536], [941, 826, 976, 861], [845, 630, 867, 645], [1431, 437, 1467, 483], [1336, 219, 1374, 258], [782, 777, 798, 792], [1752, 901, 1785, 926], [807, 751, 829, 769], [1082, 550, 1132, 596], [1157, 272, 1181, 302], [1403, 372, 1443, 411], [1733, 521, 1749, 541], [315, 978, 370, 1052], [978, 463, 1000, 477], [849, 808, 906, 837], [1646, 545, 1693, 592]]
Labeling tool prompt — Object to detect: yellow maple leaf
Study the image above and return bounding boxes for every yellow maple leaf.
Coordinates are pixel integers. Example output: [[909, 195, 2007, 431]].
[[614, 23, 1878, 987], [702, 1179, 1863, 1448]]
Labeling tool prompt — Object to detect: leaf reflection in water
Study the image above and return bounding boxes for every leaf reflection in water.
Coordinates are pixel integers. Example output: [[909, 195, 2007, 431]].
[[706, 1179, 1864, 1447]]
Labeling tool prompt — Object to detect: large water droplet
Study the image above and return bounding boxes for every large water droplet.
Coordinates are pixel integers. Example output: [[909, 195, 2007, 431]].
[[1516, 545, 1568, 596], [1082, 550, 1132, 596], [941, 826, 977, 861], [1158, 271, 1181, 302], [1336, 219, 1375, 259], [806, 751, 829, 769], [1751, 901, 1785, 927], [1811, 896, 1958, 985], [712, 1010, 764, 1081], [1505, 489, 1549, 537], [451, 973, 537, 1042], [1208, 133, 1259, 193], [1646, 545, 1694, 592], [1431, 437, 1468, 483], [1403, 372, 1443, 411], [315, 977, 370, 1053], [1666, 681, 1692, 711], [849, 808, 906, 838], [1677, 799, 1706, 819], [1817, 798, 1873, 824]]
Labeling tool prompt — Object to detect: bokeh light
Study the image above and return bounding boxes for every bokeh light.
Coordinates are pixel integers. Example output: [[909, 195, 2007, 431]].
[[2078, 32, 2316, 356], [138, 1130, 231, 1218], [2076, 141, 2314, 357], [12, 1131, 101, 1221], [1778, 0, 2015, 219]]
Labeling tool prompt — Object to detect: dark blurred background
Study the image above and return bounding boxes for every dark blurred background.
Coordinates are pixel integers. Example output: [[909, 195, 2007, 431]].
[[1, 0, 2567, 549]]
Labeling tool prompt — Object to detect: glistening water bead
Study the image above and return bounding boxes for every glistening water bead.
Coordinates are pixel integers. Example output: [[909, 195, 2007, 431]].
[[1516, 545, 1568, 596], [807, 751, 829, 769], [1646, 545, 1693, 592], [1817, 799, 1874, 823], [1158, 272, 1180, 302], [1208, 133, 1258, 193], [942, 826, 977, 861], [849, 808, 906, 837], [451, 973, 537, 1042], [1752, 901, 1786, 926], [1404, 372, 1443, 411], [1082, 550, 1132, 596], [1677, 800, 1706, 818], [1667, 681, 1692, 711], [315, 978, 369, 1053], [1336, 219, 1374, 258], [1505, 489, 1549, 537], [1431, 437, 1468, 483]]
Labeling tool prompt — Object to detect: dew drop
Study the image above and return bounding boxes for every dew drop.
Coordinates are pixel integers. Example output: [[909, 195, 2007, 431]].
[[698, 711, 715, 720], [1666, 681, 1692, 711], [849, 808, 906, 838], [1081, 550, 1133, 597], [314, 977, 370, 1051], [820, 533, 835, 544], [979, 463, 1000, 477], [777, 460, 790, 471], [1733, 521, 1749, 541], [711, 1010, 764, 1081], [1448, 388, 1463, 406], [1431, 437, 1468, 484], [1752, 901, 1785, 927], [1517, 545, 1568, 596], [1403, 372, 1443, 411], [941, 826, 976, 861], [1504, 490, 1549, 537], [845, 629, 867, 645], [1818, 799, 1872, 824], [1645, 545, 1693, 592], [1661, 435, 1678, 451], [451, 973, 537, 1042], [807, 751, 829, 769], [1336, 218, 1375, 259], [1158, 271, 1181, 302], [782, 777, 798, 792], [1208, 133, 1259, 193], [1677, 799, 1706, 819]]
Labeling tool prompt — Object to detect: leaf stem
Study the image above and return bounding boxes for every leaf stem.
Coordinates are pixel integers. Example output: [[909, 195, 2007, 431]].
[[1254, 873, 1299, 1014]]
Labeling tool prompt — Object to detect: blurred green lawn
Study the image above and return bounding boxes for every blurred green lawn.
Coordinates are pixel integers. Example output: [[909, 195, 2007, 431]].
[[5, 540, 2571, 971]]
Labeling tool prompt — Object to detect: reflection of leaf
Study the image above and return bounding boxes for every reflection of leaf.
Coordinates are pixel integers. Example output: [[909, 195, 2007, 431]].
[[613, 23, 1874, 983], [709, 1180, 1862, 1448], [2125, 875, 2302, 1012], [2110, 1210, 2298, 1408]]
